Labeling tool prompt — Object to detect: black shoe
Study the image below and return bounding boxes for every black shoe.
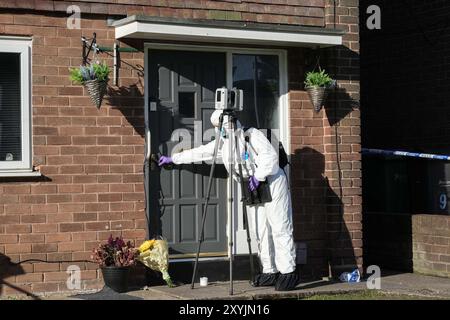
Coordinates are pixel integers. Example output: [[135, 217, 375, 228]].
[[252, 273, 280, 287], [275, 271, 300, 291]]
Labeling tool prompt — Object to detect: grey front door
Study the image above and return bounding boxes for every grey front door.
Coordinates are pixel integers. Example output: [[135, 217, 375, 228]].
[[148, 49, 227, 256]]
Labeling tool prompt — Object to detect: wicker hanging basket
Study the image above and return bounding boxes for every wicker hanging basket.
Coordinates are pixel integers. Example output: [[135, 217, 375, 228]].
[[306, 86, 328, 113], [84, 79, 108, 109]]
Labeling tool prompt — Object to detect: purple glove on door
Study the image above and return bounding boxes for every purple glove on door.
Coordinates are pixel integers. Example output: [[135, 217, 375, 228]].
[[248, 176, 260, 192], [158, 156, 173, 167]]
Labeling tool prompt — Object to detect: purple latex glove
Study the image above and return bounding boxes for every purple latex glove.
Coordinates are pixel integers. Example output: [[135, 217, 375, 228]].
[[158, 156, 173, 167], [248, 176, 260, 192]]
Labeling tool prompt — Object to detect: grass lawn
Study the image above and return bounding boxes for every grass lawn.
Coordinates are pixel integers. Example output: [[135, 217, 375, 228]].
[[302, 290, 446, 300]]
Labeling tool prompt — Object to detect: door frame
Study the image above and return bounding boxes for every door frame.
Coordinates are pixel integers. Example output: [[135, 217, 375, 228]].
[[144, 43, 290, 258]]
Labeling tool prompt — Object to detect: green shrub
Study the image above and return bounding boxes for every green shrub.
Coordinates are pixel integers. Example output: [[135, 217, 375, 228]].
[[304, 69, 333, 88]]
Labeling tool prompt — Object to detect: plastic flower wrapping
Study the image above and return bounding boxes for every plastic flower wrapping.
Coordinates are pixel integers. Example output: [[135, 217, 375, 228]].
[[137, 239, 175, 287]]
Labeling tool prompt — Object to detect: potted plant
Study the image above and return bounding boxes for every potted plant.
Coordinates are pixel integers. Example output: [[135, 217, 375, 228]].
[[92, 235, 138, 293], [69, 61, 110, 109], [304, 69, 334, 113]]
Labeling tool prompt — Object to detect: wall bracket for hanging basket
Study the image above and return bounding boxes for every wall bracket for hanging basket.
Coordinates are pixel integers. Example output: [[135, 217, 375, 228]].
[[81, 32, 141, 89], [81, 33, 98, 66], [80, 33, 142, 109], [80, 33, 106, 108]]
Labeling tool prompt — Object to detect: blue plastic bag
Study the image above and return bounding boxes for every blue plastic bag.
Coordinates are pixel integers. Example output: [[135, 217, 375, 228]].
[[339, 269, 361, 283]]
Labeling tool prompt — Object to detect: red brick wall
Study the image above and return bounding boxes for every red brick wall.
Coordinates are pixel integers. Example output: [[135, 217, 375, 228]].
[[0, 12, 146, 295], [413, 215, 450, 277], [0, 0, 326, 27], [289, 0, 361, 278], [323, 0, 362, 275], [0, 0, 361, 295]]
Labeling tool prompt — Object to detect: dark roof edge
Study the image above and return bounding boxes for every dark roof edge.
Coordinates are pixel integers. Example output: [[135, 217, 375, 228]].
[[112, 15, 346, 36]]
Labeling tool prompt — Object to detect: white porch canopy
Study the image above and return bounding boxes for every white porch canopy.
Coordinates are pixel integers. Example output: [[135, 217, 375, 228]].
[[113, 15, 344, 47]]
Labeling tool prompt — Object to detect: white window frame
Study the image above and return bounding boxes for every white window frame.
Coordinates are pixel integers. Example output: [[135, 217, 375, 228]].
[[0, 37, 33, 174]]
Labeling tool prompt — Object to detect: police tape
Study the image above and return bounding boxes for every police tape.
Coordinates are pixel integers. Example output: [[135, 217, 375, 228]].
[[362, 148, 450, 161]]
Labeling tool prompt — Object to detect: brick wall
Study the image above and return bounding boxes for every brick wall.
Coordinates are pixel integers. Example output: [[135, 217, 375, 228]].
[[0, 0, 326, 27], [289, 0, 361, 278], [0, 11, 146, 295], [413, 215, 450, 277], [0, 0, 361, 295]]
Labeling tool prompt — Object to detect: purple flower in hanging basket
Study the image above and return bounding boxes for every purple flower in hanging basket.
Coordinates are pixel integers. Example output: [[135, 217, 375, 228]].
[[78, 65, 96, 82]]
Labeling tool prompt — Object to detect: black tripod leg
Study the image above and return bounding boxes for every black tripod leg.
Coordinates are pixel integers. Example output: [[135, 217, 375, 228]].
[[191, 115, 224, 289], [242, 192, 255, 284], [235, 132, 256, 284]]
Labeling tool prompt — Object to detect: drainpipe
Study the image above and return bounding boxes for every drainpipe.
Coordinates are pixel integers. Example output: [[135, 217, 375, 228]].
[[334, 0, 337, 29], [144, 92, 151, 239]]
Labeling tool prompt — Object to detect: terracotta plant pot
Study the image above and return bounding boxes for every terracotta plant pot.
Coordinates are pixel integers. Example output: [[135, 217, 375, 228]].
[[101, 266, 130, 293], [306, 86, 328, 113], [84, 79, 108, 109]]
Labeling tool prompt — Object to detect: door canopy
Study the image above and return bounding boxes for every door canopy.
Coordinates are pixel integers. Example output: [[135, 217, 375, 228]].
[[113, 15, 344, 48]]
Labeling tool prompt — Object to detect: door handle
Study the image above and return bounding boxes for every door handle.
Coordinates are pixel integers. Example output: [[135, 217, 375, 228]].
[[150, 153, 174, 171], [150, 153, 160, 171]]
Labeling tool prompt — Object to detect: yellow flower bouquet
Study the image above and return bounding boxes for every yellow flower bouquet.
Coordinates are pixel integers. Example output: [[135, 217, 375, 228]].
[[137, 239, 175, 287]]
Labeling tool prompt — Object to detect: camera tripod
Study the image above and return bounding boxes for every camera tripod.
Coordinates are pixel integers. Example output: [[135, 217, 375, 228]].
[[190, 110, 255, 295]]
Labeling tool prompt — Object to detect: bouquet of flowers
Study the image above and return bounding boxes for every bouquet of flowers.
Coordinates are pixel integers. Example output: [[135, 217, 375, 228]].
[[137, 238, 175, 287]]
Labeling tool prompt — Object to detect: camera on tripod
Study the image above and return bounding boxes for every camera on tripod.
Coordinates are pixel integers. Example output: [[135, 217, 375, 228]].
[[215, 87, 243, 111]]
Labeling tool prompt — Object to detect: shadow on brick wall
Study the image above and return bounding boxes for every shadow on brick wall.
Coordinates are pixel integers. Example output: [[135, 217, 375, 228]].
[[324, 86, 360, 127], [0, 253, 40, 299], [291, 147, 358, 279], [107, 82, 145, 138]]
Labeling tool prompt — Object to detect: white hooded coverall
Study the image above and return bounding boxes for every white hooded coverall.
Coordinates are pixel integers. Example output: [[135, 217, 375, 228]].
[[171, 111, 296, 275]]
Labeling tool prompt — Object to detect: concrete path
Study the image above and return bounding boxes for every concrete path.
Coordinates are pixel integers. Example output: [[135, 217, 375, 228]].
[[66, 272, 450, 300]]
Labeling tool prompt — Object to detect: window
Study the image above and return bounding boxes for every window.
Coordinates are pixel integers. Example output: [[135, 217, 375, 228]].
[[232, 54, 280, 129], [0, 37, 32, 173], [178, 92, 195, 118]]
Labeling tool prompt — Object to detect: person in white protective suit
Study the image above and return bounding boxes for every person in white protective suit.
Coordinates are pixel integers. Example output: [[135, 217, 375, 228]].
[[158, 110, 299, 291]]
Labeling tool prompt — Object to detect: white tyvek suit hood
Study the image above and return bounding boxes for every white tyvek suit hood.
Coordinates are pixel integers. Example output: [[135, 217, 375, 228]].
[[170, 110, 296, 275]]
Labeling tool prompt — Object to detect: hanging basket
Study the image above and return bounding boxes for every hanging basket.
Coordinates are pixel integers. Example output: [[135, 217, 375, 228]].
[[306, 86, 328, 113], [84, 79, 108, 109]]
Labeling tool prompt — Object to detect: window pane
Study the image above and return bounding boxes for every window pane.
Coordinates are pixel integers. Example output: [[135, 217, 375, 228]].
[[232, 54, 279, 129], [0, 52, 22, 162], [178, 92, 195, 118]]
